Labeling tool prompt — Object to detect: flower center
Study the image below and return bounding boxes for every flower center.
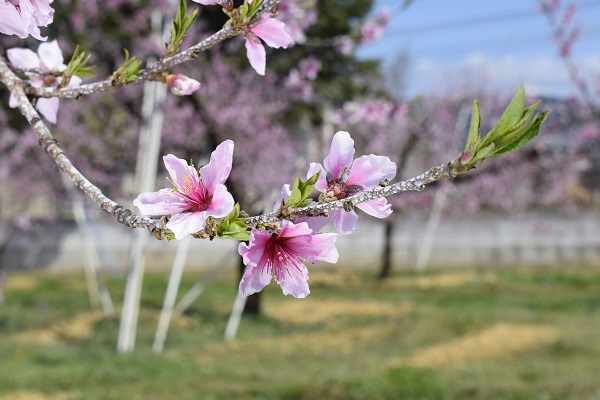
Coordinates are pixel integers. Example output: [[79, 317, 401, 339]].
[[177, 176, 211, 212], [262, 235, 304, 283]]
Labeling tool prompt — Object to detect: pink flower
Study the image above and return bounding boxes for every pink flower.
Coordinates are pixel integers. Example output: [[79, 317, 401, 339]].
[[244, 15, 293, 75], [7, 40, 81, 124], [0, 0, 54, 40], [307, 131, 397, 235], [238, 220, 339, 298], [133, 140, 235, 240], [166, 74, 201, 96]]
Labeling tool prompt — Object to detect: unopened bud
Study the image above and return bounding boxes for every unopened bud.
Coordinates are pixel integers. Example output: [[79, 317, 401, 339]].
[[166, 74, 201, 96]]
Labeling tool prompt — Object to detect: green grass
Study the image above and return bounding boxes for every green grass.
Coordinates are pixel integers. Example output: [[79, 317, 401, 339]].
[[1, 266, 599, 400]]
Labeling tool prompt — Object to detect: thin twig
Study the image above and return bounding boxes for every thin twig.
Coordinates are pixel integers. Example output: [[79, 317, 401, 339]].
[[0, 57, 164, 237], [24, 0, 282, 99]]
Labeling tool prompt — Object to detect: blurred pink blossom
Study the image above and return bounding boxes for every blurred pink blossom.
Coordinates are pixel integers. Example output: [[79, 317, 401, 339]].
[[133, 140, 235, 239], [7, 40, 81, 124], [0, 0, 54, 40]]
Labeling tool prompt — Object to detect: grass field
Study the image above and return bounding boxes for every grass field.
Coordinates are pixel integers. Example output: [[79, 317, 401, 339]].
[[0, 265, 599, 400]]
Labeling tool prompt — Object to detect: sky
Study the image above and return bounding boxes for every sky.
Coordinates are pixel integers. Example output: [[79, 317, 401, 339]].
[[357, 0, 600, 98]]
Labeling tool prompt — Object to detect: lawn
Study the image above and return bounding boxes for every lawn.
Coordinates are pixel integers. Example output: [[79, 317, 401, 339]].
[[0, 265, 599, 400]]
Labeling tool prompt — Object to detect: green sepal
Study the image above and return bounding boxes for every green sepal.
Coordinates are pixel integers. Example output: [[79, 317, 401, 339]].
[[464, 100, 481, 152], [165, 232, 176, 241], [166, 0, 198, 57], [285, 171, 320, 209]]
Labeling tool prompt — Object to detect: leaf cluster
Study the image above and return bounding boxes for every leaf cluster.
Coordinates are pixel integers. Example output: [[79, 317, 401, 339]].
[[284, 171, 321, 209], [215, 203, 250, 241], [63, 45, 95, 83], [460, 86, 549, 169], [110, 49, 143, 85], [166, 0, 198, 57]]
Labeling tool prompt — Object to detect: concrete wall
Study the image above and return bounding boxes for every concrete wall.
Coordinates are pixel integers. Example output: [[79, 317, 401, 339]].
[[3, 214, 600, 273]]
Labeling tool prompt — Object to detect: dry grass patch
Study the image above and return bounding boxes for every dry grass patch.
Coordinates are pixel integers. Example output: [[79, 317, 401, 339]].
[[3, 274, 39, 293], [0, 392, 69, 400], [11, 311, 104, 344], [263, 298, 411, 325], [394, 323, 560, 368], [383, 272, 496, 290]]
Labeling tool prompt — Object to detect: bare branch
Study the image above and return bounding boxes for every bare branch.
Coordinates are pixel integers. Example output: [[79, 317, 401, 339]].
[[245, 164, 452, 227], [0, 56, 166, 238]]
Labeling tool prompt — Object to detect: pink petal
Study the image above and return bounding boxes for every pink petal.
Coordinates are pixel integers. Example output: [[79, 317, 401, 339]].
[[133, 188, 190, 216], [0, 4, 29, 38], [9, 93, 18, 109], [29, 0, 54, 26], [278, 262, 310, 298], [273, 184, 292, 211], [245, 39, 266, 76], [166, 211, 207, 240], [239, 229, 272, 268], [279, 220, 313, 238], [323, 131, 355, 180], [239, 263, 272, 297], [307, 163, 327, 191], [163, 154, 198, 190], [199, 140, 234, 194], [331, 209, 358, 235], [36, 97, 59, 124], [346, 154, 396, 189], [287, 231, 339, 263], [206, 184, 234, 218], [38, 40, 64, 71], [238, 230, 275, 296], [356, 198, 392, 218], [7, 48, 40, 69], [251, 16, 294, 49], [68, 75, 82, 87], [296, 214, 331, 233]]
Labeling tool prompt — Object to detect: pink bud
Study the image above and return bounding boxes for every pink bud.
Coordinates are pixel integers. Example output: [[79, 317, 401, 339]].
[[166, 74, 201, 96]]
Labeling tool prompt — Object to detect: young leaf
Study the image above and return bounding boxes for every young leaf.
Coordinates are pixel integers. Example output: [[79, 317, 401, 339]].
[[166, 0, 198, 57], [465, 100, 481, 151], [480, 85, 526, 147], [284, 171, 320, 209]]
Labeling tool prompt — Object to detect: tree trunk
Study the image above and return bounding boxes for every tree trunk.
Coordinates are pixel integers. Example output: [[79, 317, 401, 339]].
[[378, 220, 395, 279], [237, 255, 261, 315]]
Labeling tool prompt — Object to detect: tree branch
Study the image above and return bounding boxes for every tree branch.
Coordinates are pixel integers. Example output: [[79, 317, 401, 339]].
[[23, 0, 282, 99], [0, 57, 165, 238]]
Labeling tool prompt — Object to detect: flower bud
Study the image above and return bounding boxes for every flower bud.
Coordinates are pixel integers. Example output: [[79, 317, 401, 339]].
[[166, 74, 201, 96]]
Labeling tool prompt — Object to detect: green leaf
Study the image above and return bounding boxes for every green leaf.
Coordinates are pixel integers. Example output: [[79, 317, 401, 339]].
[[63, 45, 96, 82], [465, 100, 481, 151], [166, 0, 198, 56], [480, 85, 526, 147], [215, 204, 250, 241], [284, 171, 320, 208], [286, 177, 303, 208], [491, 111, 548, 156]]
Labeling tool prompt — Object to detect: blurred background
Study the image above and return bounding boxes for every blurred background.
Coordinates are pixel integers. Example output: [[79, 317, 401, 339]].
[[0, 0, 599, 399]]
